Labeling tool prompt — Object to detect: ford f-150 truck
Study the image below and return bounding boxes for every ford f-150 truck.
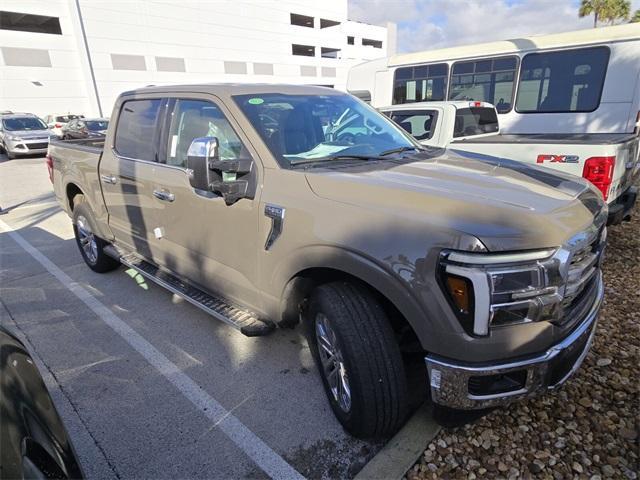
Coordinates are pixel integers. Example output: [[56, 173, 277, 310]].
[[49, 84, 607, 438], [380, 101, 639, 225]]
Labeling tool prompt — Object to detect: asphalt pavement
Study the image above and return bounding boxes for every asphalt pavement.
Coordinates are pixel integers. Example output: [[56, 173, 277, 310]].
[[0, 153, 388, 479]]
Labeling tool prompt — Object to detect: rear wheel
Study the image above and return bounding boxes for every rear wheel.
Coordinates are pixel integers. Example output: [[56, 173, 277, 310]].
[[72, 195, 120, 273], [306, 281, 409, 438]]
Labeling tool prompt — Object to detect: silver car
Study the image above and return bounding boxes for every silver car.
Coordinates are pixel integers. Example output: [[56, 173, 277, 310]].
[[0, 113, 50, 159]]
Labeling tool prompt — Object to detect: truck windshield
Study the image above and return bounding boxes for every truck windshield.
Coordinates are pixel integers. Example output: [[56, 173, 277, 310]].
[[234, 93, 419, 168], [453, 107, 499, 138], [3, 117, 47, 131]]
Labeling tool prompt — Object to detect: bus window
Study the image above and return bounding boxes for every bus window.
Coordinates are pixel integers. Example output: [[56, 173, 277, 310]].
[[515, 46, 609, 113], [449, 56, 518, 113], [392, 63, 448, 104]]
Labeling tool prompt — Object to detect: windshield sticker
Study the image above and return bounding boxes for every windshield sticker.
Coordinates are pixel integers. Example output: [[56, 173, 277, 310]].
[[248, 98, 264, 105]]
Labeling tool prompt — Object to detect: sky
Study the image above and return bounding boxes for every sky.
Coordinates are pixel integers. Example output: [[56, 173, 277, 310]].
[[348, 0, 640, 53]]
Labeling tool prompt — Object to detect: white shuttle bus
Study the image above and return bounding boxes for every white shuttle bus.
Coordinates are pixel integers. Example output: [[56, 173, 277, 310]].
[[347, 24, 640, 135]]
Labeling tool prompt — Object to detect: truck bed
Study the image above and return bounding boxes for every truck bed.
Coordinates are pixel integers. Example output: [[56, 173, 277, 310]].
[[452, 133, 638, 145], [49, 137, 105, 153]]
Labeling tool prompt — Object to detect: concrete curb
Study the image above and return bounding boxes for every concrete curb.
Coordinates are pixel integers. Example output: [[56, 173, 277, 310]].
[[354, 404, 440, 480]]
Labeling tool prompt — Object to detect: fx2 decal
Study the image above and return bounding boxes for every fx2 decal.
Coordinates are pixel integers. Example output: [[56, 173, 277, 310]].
[[536, 154, 580, 164]]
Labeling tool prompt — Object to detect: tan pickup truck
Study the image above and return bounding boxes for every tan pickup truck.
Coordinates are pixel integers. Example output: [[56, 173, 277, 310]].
[[49, 84, 607, 438]]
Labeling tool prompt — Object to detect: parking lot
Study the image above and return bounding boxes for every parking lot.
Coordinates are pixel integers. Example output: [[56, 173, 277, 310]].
[[0, 154, 388, 479]]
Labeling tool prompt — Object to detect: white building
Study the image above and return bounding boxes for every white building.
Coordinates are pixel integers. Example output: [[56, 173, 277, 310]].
[[0, 0, 393, 118]]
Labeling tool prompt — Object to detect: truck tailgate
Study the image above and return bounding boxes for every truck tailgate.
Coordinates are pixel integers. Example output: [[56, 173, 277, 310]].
[[451, 133, 640, 204]]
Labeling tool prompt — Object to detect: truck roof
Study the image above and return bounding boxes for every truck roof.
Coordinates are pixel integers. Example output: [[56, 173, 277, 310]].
[[121, 83, 344, 98]]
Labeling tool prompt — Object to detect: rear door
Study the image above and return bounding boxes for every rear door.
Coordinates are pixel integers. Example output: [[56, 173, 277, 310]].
[[99, 96, 165, 259]]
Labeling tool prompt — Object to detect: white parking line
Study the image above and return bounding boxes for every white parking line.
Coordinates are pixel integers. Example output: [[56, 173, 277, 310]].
[[0, 219, 305, 480]]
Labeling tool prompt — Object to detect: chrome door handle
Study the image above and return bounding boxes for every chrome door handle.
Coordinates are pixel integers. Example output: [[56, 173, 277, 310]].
[[153, 189, 175, 202], [100, 174, 117, 185]]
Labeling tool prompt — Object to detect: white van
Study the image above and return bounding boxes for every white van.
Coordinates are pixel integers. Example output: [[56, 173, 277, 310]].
[[348, 24, 640, 136]]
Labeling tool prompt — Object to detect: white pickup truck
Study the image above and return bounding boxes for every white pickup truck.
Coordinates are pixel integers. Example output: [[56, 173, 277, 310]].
[[380, 101, 639, 225]]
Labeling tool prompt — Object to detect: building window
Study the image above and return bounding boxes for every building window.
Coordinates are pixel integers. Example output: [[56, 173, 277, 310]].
[[111, 54, 146, 71], [301, 66, 317, 77], [292, 44, 315, 57], [347, 36, 355, 45], [449, 56, 518, 113], [0, 11, 62, 35], [362, 38, 383, 48], [321, 67, 337, 78], [320, 19, 340, 28], [224, 61, 247, 74], [393, 63, 448, 104], [254, 63, 274, 75], [1, 47, 52, 67], [155, 56, 186, 72], [290, 13, 314, 28], [321, 47, 340, 59], [515, 47, 609, 114]]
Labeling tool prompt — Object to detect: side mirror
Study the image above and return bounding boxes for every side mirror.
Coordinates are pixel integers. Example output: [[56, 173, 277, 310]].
[[186, 136, 219, 191], [186, 136, 256, 205]]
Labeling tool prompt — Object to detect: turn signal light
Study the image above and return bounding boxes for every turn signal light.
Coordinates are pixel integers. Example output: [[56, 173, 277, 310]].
[[445, 275, 471, 314], [582, 156, 615, 200]]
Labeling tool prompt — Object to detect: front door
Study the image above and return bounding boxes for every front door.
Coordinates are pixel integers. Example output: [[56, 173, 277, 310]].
[[148, 96, 262, 310], [100, 97, 164, 259]]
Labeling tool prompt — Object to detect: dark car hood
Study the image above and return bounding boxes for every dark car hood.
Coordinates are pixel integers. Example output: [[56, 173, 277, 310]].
[[305, 149, 606, 251]]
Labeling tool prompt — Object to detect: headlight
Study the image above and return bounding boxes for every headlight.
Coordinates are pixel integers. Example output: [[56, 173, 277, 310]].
[[439, 248, 563, 336], [7, 134, 22, 141]]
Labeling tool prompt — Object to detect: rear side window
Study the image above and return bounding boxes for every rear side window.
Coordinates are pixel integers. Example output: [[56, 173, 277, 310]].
[[515, 47, 609, 113], [386, 110, 438, 140], [115, 99, 162, 161], [453, 107, 499, 138], [449, 56, 518, 113], [393, 63, 448, 104]]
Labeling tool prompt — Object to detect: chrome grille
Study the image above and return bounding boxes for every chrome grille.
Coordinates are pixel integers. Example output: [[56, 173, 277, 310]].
[[562, 227, 605, 311]]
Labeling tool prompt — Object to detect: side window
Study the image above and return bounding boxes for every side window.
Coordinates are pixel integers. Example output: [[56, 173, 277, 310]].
[[393, 63, 448, 104], [449, 56, 518, 113], [67, 120, 76, 129], [388, 110, 437, 140], [515, 47, 609, 113], [114, 98, 162, 161], [165, 99, 246, 168]]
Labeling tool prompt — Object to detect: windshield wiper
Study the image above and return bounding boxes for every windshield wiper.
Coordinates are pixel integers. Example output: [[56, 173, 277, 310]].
[[379, 146, 425, 156], [291, 154, 385, 167]]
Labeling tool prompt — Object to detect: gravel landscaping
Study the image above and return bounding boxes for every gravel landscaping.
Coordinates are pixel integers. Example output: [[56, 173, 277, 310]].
[[407, 212, 639, 480]]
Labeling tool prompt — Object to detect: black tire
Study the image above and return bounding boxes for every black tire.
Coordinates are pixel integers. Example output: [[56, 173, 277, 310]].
[[72, 195, 120, 273], [6, 150, 16, 160], [306, 281, 409, 438]]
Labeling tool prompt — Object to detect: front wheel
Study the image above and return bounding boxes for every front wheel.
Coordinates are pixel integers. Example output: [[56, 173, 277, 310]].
[[306, 282, 409, 438], [72, 195, 120, 273]]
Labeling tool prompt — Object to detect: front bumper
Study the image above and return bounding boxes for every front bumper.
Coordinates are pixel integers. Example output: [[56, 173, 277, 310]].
[[425, 272, 604, 410], [607, 186, 637, 225], [6, 138, 50, 155]]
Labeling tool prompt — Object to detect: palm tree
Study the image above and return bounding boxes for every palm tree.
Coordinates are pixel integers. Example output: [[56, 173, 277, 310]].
[[579, 0, 631, 26], [601, 0, 630, 24], [580, 0, 609, 27]]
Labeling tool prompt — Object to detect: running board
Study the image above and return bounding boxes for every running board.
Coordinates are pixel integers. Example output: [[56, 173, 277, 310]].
[[104, 245, 274, 337]]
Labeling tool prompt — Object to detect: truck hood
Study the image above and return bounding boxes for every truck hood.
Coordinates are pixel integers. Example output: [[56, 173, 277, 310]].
[[305, 149, 605, 251]]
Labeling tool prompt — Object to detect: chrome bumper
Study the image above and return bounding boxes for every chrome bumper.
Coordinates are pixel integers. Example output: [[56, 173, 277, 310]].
[[425, 272, 604, 410]]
